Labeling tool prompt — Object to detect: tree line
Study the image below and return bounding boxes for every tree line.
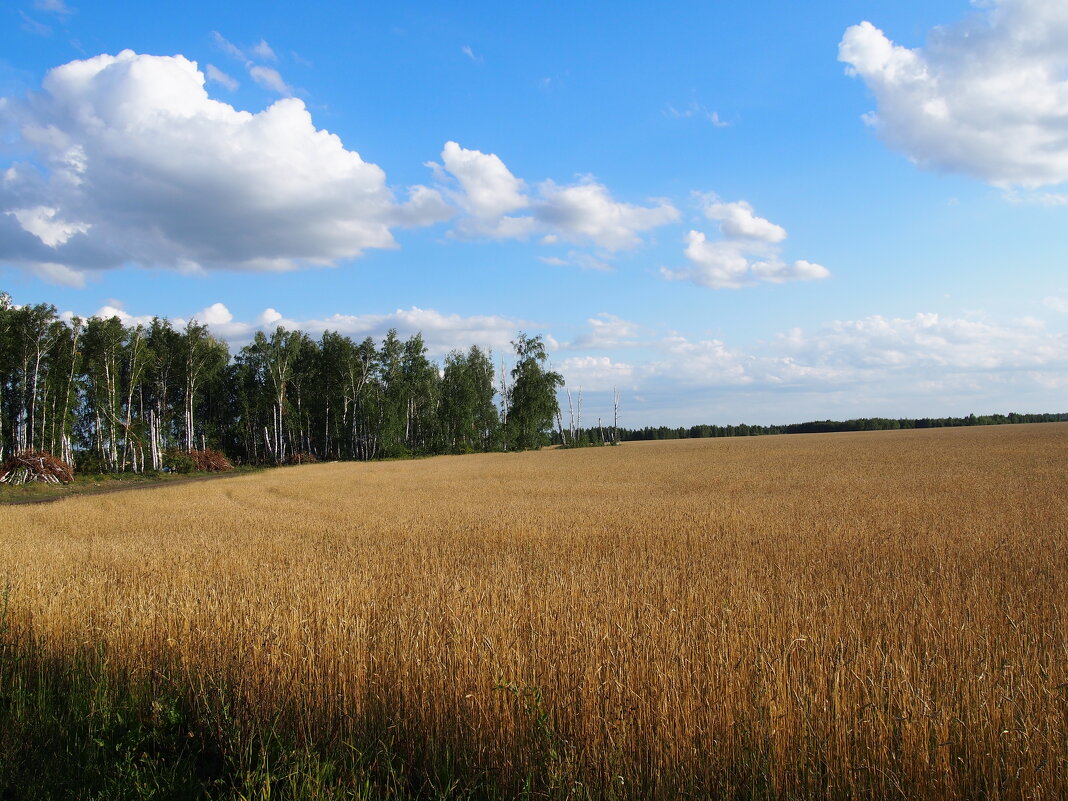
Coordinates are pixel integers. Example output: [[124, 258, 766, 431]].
[[608, 412, 1068, 443], [0, 292, 563, 471]]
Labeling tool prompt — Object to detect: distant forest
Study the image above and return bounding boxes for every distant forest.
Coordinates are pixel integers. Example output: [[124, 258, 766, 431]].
[[583, 411, 1068, 444], [1, 291, 1064, 472]]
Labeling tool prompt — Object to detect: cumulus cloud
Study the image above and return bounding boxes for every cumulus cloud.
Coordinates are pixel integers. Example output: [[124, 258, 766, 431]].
[[661, 197, 829, 289], [703, 199, 786, 243], [0, 50, 450, 282], [567, 313, 641, 349], [777, 312, 1067, 373], [556, 308, 1067, 414], [839, 1, 1068, 188], [429, 141, 533, 238], [429, 142, 678, 250], [534, 179, 678, 250], [556, 356, 634, 391]]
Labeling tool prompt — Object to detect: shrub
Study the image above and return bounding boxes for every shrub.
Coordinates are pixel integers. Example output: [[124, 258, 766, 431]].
[[189, 449, 233, 472], [163, 450, 195, 474]]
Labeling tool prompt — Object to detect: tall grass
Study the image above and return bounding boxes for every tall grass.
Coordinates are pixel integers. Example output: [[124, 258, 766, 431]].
[[1, 423, 1066, 798]]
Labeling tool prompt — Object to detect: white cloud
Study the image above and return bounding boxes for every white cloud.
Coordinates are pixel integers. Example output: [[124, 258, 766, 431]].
[[645, 334, 752, 385], [193, 301, 234, 326], [430, 142, 677, 250], [567, 313, 641, 349], [1004, 189, 1068, 206], [535, 179, 678, 250], [777, 312, 1066, 372], [0, 50, 449, 282], [85, 301, 528, 356], [661, 198, 829, 289], [703, 198, 786, 243], [461, 45, 483, 64], [6, 205, 89, 247], [205, 64, 238, 91], [431, 141, 532, 238], [753, 259, 831, 285], [1042, 296, 1068, 313], [552, 306, 1067, 422], [556, 356, 634, 391], [839, 2, 1068, 188], [249, 65, 292, 95], [90, 302, 154, 328]]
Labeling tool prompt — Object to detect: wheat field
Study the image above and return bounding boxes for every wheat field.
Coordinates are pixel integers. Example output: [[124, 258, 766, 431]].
[[2, 424, 1067, 798]]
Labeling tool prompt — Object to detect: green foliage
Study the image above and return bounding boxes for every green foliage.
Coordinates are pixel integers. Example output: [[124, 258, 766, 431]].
[[74, 451, 108, 475], [440, 346, 498, 453], [164, 449, 195, 474], [506, 333, 562, 451]]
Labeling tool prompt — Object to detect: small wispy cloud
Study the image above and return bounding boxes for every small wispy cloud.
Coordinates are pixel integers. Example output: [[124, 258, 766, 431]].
[[249, 65, 292, 95], [33, 0, 72, 16], [211, 30, 246, 61], [707, 111, 731, 128], [461, 45, 484, 64], [539, 251, 615, 272], [18, 10, 51, 36], [1002, 189, 1068, 207], [212, 32, 294, 96], [250, 39, 277, 61], [664, 102, 732, 127], [206, 64, 239, 91]]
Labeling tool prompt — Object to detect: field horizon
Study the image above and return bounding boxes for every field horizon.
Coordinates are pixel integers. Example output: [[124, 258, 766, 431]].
[[2, 423, 1066, 799]]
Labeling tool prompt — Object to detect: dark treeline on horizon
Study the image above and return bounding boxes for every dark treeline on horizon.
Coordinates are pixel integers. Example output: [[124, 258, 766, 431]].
[[0, 292, 562, 471], [559, 411, 1068, 445]]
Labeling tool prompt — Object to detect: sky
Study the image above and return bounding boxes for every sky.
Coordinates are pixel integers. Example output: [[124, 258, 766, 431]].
[[1, 0, 1066, 427]]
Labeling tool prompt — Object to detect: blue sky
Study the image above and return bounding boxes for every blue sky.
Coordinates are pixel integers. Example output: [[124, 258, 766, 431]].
[[2, 0, 1066, 426]]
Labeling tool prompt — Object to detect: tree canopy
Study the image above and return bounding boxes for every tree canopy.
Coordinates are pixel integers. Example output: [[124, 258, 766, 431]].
[[0, 292, 567, 471]]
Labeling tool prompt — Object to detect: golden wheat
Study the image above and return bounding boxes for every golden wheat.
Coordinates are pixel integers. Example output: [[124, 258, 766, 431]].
[[2, 423, 1066, 797]]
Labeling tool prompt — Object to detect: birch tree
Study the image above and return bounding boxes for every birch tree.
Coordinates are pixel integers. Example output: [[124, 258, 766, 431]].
[[507, 333, 563, 450], [178, 321, 229, 452]]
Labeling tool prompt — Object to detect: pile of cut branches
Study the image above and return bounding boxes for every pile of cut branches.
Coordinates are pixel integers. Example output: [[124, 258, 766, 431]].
[[189, 449, 233, 472], [287, 452, 319, 465], [0, 450, 75, 485]]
